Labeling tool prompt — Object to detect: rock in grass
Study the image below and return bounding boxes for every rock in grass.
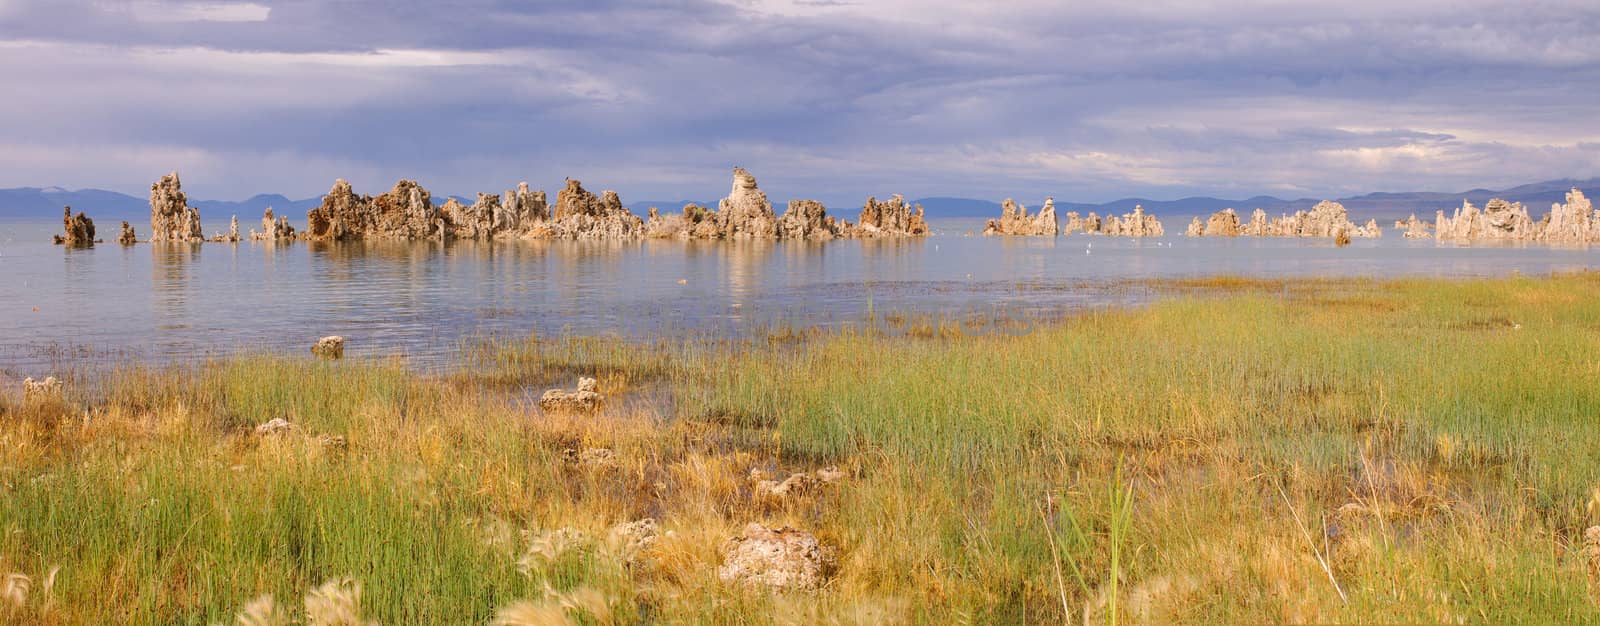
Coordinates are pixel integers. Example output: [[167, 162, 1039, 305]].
[[254, 418, 294, 436], [718, 523, 836, 591], [756, 473, 817, 498], [539, 377, 601, 413], [815, 466, 844, 483], [609, 518, 660, 565], [562, 447, 615, 467], [22, 376, 62, 402], [753, 466, 844, 499], [316, 434, 349, 452], [311, 336, 345, 359]]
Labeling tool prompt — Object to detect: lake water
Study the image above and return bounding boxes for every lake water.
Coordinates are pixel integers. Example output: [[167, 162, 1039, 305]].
[[5, 217, 1600, 375]]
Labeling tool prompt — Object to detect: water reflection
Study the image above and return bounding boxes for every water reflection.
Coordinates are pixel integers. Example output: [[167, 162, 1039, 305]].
[[151, 243, 201, 329], [5, 221, 1600, 372]]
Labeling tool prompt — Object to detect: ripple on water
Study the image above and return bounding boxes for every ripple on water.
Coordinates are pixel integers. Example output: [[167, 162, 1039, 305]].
[[3, 220, 1599, 373]]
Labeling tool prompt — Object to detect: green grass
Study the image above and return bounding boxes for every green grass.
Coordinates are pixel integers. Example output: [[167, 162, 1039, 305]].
[[4, 273, 1600, 623]]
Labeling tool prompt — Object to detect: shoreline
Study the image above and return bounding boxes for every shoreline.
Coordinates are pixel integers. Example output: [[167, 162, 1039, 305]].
[[2, 270, 1567, 379]]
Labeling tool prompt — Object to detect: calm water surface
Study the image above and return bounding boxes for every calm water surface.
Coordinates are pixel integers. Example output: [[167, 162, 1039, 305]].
[[4, 218, 1599, 374]]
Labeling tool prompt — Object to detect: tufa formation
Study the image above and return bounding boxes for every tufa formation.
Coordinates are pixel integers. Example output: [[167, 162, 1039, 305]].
[[1186, 201, 1379, 239], [983, 198, 1059, 236], [1435, 190, 1600, 244], [643, 168, 926, 240], [53, 207, 96, 246], [149, 172, 204, 243], [1081, 205, 1164, 237], [251, 207, 297, 242], [117, 221, 137, 245], [1394, 214, 1432, 239]]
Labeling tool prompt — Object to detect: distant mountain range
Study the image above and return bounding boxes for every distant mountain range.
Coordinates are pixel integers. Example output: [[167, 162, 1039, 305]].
[[0, 187, 325, 223], [913, 178, 1600, 222], [3, 178, 1597, 224]]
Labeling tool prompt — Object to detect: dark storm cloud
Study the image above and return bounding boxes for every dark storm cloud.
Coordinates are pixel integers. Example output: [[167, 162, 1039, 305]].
[[0, 0, 1596, 203]]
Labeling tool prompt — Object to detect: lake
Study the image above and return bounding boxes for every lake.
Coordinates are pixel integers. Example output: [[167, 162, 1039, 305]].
[[5, 217, 1599, 374]]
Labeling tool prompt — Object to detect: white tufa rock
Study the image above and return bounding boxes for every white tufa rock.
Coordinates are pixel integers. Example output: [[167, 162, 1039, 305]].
[[22, 376, 63, 402], [718, 523, 836, 591], [311, 336, 345, 359], [539, 377, 602, 412]]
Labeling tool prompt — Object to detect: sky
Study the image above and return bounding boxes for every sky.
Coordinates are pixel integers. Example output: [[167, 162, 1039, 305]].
[[0, 0, 1598, 205]]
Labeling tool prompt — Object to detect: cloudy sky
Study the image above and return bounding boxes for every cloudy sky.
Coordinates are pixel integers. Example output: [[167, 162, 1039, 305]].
[[1, 0, 1597, 204]]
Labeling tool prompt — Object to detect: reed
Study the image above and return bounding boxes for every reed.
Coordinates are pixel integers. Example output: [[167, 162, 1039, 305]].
[[3, 272, 1600, 623]]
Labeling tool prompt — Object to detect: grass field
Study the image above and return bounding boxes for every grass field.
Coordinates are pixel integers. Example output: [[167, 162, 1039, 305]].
[[5, 273, 1600, 624]]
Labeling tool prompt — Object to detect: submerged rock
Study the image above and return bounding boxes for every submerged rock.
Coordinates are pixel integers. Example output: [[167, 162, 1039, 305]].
[[539, 377, 602, 412], [310, 336, 345, 359], [117, 221, 137, 245], [983, 198, 1059, 236], [53, 207, 96, 246], [718, 523, 836, 591], [149, 172, 204, 243]]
